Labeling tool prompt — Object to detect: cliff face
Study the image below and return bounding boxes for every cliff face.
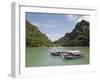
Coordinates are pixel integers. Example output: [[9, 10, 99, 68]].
[[54, 20, 89, 46]]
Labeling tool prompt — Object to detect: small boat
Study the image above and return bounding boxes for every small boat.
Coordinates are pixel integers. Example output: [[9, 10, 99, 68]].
[[50, 52, 63, 56], [61, 51, 83, 59]]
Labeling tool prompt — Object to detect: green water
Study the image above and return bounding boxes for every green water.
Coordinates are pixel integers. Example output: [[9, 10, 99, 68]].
[[26, 47, 89, 67]]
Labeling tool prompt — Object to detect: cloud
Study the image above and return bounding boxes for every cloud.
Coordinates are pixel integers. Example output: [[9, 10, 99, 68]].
[[65, 15, 79, 22], [65, 15, 90, 23], [31, 22, 41, 27], [43, 23, 64, 28], [31, 20, 64, 28], [76, 16, 90, 22]]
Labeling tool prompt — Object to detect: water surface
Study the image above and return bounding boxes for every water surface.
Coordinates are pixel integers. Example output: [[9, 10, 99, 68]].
[[26, 47, 89, 67]]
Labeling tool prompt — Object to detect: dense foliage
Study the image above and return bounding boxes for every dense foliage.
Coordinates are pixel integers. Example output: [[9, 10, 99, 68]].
[[54, 20, 89, 46], [26, 20, 54, 47]]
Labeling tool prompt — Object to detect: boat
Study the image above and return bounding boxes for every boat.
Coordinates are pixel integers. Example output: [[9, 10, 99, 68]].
[[50, 50, 83, 59], [50, 52, 63, 56], [61, 51, 83, 59]]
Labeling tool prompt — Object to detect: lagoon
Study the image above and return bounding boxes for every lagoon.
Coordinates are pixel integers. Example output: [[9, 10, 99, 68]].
[[26, 47, 89, 67]]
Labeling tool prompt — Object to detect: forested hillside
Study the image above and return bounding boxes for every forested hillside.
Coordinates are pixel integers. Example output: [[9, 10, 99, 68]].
[[54, 20, 89, 46], [26, 20, 54, 47]]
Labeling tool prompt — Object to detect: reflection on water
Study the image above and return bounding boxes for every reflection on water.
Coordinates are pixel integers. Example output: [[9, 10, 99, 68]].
[[26, 47, 89, 67]]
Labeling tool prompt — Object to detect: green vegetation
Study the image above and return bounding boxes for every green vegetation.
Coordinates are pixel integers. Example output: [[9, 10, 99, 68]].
[[26, 20, 89, 47], [54, 20, 89, 46], [26, 20, 54, 47]]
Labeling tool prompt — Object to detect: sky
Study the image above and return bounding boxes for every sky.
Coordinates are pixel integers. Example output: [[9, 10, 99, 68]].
[[26, 12, 89, 41]]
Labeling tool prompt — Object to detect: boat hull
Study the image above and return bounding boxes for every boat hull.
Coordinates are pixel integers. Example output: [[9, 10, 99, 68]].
[[50, 51, 84, 59], [63, 54, 83, 59], [50, 52, 62, 56]]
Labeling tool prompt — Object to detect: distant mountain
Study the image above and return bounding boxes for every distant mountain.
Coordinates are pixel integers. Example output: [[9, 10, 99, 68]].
[[54, 20, 89, 46], [26, 20, 54, 47]]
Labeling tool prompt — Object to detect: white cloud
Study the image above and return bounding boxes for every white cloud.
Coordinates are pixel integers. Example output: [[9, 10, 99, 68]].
[[46, 20, 56, 24], [42, 24, 51, 28], [31, 20, 64, 28], [41, 20, 64, 28], [66, 15, 79, 22], [31, 22, 41, 27], [76, 16, 90, 22], [65, 15, 90, 23], [42, 23, 63, 28]]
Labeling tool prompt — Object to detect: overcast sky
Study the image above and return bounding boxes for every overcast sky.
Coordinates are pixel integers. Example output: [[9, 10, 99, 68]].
[[26, 12, 89, 41]]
